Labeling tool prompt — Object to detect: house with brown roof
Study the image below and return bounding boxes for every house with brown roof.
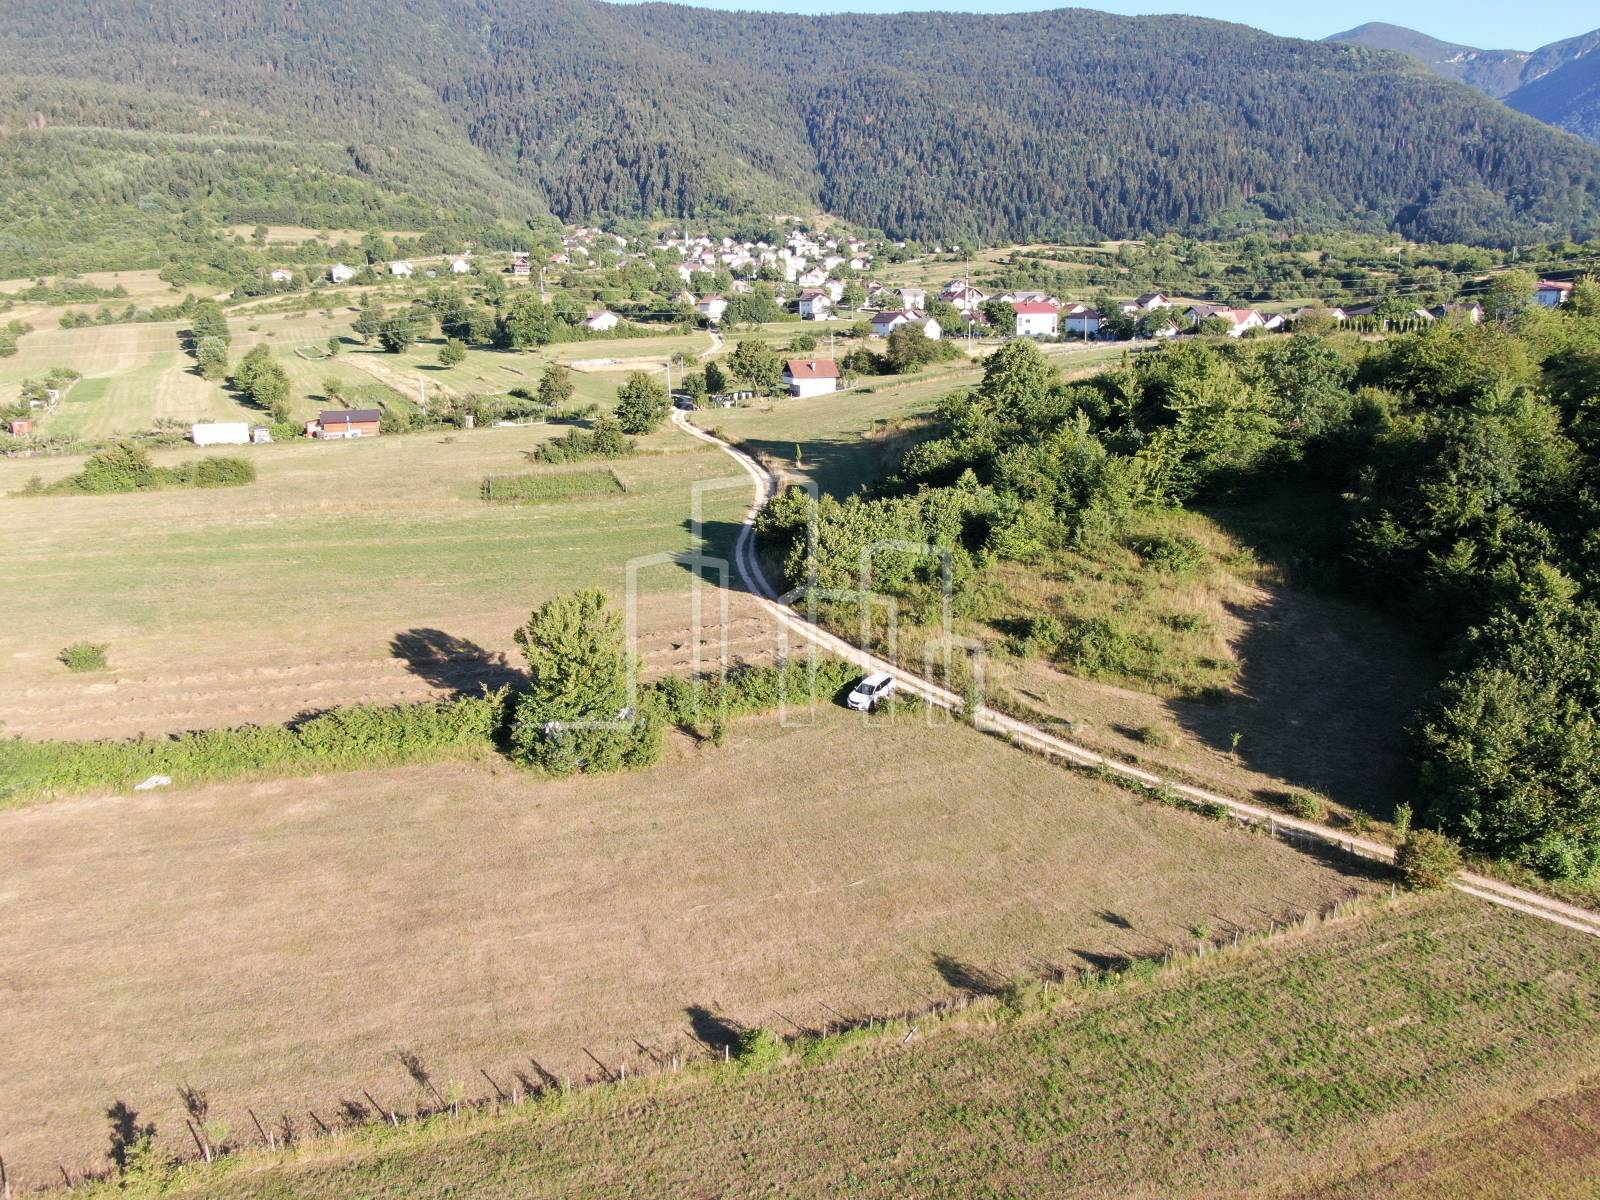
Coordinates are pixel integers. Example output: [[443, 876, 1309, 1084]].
[[782, 358, 840, 399], [314, 409, 383, 439]]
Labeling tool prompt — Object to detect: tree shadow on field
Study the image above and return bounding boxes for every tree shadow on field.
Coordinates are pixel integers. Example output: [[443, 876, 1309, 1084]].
[[685, 1004, 743, 1052], [389, 628, 524, 697], [931, 953, 1008, 997], [1170, 590, 1434, 821]]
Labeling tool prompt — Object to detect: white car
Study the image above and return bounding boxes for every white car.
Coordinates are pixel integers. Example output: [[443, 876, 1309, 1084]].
[[847, 671, 896, 712]]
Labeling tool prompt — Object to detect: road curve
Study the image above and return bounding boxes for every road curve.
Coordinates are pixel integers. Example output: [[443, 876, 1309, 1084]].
[[674, 410, 1600, 940]]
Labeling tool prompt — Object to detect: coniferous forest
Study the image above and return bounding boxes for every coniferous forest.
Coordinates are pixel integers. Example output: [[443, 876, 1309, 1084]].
[[3, 0, 1600, 277]]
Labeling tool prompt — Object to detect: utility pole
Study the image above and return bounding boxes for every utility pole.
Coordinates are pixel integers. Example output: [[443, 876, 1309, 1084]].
[[418, 377, 427, 411], [539, 265, 548, 302]]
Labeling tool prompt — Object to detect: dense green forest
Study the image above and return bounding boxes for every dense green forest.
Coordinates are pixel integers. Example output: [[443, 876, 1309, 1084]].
[[758, 284, 1600, 885], [3, 0, 1600, 277]]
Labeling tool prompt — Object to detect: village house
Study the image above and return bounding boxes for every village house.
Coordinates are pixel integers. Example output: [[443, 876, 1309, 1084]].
[[583, 310, 620, 332], [697, 295, 729, 324], [389, 261, 414, 278], [511, 252, 532, 277], [449, 257, 472, 274], [329, 263, 357, 284], [797, 266, 830, 289], [872, 309, 942, 339], [899, 286, 928, 311], [1063, 307, 1104, 337], [798, 289, 833, 320], [10, 418, 34, 436], [269, 268, 294, 284], [1132, 292, 1172, 312], [1011, 299, 1060, 338], [783, 358, 840, 398], [313, 409, 383, 439], [943, 284, 988, 314], [1536, 279, 1574, 307], [1430, 302, 1484, 323]]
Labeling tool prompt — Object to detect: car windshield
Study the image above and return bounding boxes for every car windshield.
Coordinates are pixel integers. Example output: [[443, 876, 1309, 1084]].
[[857, 683, 876, 696]]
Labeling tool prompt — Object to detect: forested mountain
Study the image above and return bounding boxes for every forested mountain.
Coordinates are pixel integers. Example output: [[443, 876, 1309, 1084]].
[[4, 0, 1600, 274], [1329, 21, 1600, 145]]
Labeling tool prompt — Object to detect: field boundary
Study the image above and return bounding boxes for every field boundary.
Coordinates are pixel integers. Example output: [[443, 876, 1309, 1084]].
[[675, 410, 1600, 941]]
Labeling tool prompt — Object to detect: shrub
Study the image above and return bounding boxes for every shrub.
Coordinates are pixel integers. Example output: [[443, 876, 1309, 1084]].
[[1397, 829, 1462, 891], [77, 442, 156, 493], [1285, 792, 1328, 822], [1134, 724, 1177, 749], [481, 471, 624, 504], [59, 642, 108, 672], [1134, 531, 1208, 576], [188, 456, 257, 488], [1029, 612, 1066, 650], [0, 693, 506, 806], [732, 1027, 786, 1070]]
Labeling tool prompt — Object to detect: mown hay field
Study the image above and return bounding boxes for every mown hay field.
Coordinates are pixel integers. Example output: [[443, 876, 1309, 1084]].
[[52, 895, 1600, 1200], [0, 423, 756, 739], [0, 708, 1386, 1187]]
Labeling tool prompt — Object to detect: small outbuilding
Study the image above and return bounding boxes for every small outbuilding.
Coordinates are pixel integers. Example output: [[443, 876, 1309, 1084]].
[[192, 421, 251, 446]]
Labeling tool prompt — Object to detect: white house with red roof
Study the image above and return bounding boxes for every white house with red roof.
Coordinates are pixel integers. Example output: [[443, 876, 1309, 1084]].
[[1536, 279, 1574, 307], [1011, 299, 1060, 338], [697, 295, 729, 324], [783, 358, 840, 399]]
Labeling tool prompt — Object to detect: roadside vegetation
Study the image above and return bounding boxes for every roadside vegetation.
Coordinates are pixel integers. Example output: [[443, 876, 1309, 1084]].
[[757, 282, 1600, 887]]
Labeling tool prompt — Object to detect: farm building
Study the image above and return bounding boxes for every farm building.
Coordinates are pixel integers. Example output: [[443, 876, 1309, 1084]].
[[191, 421, 251, 446], [783, 358, 840, 399], [314, 409, 382, 439], [583, 310, 620, 332], [329, 263, 357, 284]]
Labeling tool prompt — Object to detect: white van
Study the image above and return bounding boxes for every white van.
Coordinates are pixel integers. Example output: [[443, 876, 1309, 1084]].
[[847, 671, 897, 712]]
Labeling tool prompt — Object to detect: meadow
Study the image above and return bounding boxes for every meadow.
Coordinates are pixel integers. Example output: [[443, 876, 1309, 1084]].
[[0, 706, 1386, 1187], [0, 423, 759, 740], [52, 895, 1600, 1199]]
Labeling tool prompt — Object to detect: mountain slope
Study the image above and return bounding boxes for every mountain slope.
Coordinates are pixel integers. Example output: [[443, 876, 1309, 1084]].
[[2, 0, 1600, 271], [1326, 22, 1532, 96], [1329, 21, 1600, 144]]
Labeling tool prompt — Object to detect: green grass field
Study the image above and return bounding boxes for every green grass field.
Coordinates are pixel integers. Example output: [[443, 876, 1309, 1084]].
[[0, 422, 756, 739], [61, 895, 1600, 1199]]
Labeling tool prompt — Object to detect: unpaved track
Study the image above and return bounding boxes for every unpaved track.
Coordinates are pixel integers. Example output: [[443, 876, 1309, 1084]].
[[674, 411, 1600, 941]]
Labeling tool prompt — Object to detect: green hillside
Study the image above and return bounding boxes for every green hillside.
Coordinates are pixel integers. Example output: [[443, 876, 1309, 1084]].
[[3, 0, 1600, 275]]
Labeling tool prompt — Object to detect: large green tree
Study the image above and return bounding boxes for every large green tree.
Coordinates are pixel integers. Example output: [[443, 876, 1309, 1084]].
[[508, 590, 662, 776], [614, 371, 670, 434]]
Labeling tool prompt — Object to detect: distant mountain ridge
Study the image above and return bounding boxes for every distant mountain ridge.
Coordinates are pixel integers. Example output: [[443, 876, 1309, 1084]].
[[0, 0, 1599, 270], [1328, 20, 1600, 143]]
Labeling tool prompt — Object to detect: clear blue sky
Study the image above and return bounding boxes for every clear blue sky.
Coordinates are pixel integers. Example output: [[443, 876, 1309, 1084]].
[[608, 1, 1594, 49]]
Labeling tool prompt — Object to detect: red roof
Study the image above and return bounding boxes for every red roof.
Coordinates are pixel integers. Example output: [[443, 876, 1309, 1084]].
[[785, 359, 839, 380], [1538, 279, 1574, 291], [1011, 300, 1059, 315]]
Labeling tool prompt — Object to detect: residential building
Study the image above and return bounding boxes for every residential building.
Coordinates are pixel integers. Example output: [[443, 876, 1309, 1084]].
[[329, 263, 356, 284], [315, 409, 383, 439], [511, 252, 532, 277], [583, 311, 620, 332], [1536, 279, 1574, 307], [449, 257, 472, 274], [798, 289, 833, 320], [871, 309, 941, 339], [390, 261, 414, 277], [783, 358, 840, 399], [697, 295, 729, 324], [1063, 308, 1104, 337], [1012, 300, 1060, 338], [269, 268, 294, 284]]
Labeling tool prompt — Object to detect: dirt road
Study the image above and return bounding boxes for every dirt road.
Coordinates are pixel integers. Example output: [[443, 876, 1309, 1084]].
[[673, 410, 1600, 940]]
